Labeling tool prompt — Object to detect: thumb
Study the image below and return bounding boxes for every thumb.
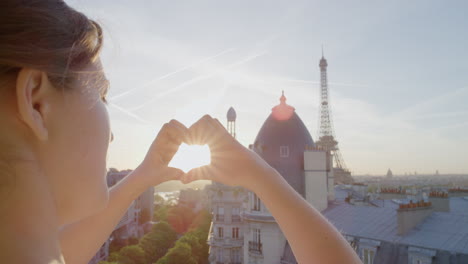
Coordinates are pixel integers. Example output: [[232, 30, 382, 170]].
[[183, 165, 214, 184], [162, 167, 185, 181]]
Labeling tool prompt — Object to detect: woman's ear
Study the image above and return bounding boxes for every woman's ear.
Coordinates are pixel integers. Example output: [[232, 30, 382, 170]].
[[15, 68, 51, 142]]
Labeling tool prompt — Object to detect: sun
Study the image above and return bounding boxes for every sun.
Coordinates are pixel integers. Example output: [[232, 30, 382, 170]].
[[168, 143, 211, 173]]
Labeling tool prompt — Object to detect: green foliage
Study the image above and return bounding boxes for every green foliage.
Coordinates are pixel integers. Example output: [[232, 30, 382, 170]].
[[155, 209, 212, 264], [109, 237, 127, 253], [139, 221, 177, 263], [154, 194, 165, 204], [97, 261, 118, 264], [117, 245, 145, 264], [108, 252, 120, 262], [128, 236, 140, 246], [155, 242, 197, 264], [188, 209, 211, 233], [153, 204, 170, 222], [166, 204, 196, 234]]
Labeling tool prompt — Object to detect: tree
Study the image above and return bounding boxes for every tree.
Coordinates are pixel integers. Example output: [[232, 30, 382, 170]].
[[154, 194, 165, 205], [138, 221, 177, 263], [188, 209, 211, 232], [166, 204, 196, 234], [107, 252, 120, 262], [153, 204, 170, 222], [178, 233, 203, 263], [117, 245, 145, 264], [155, 242, 197, 264], [155, 210, 212, 264]]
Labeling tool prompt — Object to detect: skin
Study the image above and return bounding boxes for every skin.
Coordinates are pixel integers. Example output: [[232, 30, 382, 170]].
[[0, 58, 361, 263]]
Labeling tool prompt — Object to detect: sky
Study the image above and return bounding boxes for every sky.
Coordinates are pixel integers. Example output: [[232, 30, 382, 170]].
[[67, 0, 468, 175]]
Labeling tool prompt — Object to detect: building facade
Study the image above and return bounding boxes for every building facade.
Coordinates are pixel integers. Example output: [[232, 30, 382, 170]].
[[208, 107, 247, 264]]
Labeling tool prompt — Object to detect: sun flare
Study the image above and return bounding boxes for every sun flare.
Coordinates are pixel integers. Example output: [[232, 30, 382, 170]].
[[168, 143, 211, 173]]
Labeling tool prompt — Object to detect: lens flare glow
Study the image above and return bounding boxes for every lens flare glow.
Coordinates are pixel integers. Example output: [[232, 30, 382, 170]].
[[168, 143, 211, 173]]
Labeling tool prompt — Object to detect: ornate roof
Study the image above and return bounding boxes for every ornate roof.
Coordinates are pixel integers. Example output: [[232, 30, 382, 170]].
[[252, 92, 314, 196]]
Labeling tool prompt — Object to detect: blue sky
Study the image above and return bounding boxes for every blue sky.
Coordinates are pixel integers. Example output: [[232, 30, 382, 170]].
[[68, 0, 468, 175]]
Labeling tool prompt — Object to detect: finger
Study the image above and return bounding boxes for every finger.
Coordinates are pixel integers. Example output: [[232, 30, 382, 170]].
[[162, 167, 185, 181], [184, 164, 214, 183], [168, 119, 189, 142], [213, 118, 228, 133], [161, 122, 187, 144], [188, 115, 217, 145]]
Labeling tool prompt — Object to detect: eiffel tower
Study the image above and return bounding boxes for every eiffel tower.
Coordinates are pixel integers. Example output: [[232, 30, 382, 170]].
[[315, 49, 353, 183]]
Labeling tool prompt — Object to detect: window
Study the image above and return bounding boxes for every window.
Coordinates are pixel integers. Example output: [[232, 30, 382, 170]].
[[249, 228, 262, 254], [218, 227, 224, 238], [217, 248, 223, 262], [231, 248, 241, 263], [253, 228, 261, 243], [280, 146, 289, 157], [252, 193, 261, 211], [216, 207, 225, 221], [362, 248, 375, 264], [232, 207, 241, 222], [232, 227, 239, 239], [232, 207, 240, 215]]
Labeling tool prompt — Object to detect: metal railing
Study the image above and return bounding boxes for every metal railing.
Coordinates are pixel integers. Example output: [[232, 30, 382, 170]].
[[248, 241, 262, 254], [216, 214, 225, 221]]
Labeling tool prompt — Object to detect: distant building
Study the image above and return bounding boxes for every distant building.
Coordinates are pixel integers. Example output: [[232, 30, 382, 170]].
[[208, 107, 247, 264], [207, 93, 468, 264], [386, 169, 393, 178], [242, 92, 333, 264], [88, 169, 155, 264], [179, 187, 210, 212], [327, 186, 468, 264]]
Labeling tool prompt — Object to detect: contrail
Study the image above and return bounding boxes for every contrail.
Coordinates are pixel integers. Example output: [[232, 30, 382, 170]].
[[129, 50, 268, 112], [109, 102, 154, 126], [109, 47, 236, 101], [391, 86, 468, 118]]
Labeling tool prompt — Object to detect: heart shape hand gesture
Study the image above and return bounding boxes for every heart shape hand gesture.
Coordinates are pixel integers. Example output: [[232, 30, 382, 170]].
[[138, 115, 271, 191]]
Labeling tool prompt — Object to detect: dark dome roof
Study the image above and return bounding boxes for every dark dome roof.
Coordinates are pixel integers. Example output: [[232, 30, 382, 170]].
[[252, 92, 314, 196], [227, 107, 236, 121]]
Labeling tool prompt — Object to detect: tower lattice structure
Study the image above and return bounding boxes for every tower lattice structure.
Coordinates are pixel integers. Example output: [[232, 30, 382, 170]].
[[316, 49, 350, 173]]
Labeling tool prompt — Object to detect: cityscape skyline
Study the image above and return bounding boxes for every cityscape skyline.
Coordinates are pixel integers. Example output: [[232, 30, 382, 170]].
[[67, 0, 468, 175]]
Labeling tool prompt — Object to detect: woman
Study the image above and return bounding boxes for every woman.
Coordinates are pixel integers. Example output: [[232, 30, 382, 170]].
[[0, 1, 361, 263]]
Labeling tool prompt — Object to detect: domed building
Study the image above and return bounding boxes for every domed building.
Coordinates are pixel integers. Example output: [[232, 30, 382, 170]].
[[242, 92, 334, 264]]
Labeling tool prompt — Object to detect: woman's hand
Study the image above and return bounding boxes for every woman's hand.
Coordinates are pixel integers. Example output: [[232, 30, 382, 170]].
[[137, 119, 189, 188], [182, 115, 272, 191]]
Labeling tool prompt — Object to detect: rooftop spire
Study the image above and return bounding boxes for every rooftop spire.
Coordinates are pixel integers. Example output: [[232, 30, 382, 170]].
[[272, 91, 295, 121]]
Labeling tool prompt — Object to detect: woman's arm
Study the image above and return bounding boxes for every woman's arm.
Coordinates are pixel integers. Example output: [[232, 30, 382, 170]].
[[59, 166, 149, 264], [252, 165, 362, 264], [59, 120, 188, 264], [184, 115, 362, 264]]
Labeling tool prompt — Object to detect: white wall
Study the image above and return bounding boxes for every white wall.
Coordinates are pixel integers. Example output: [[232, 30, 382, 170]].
[[304, 151, 328, 212], [244, 222, 286, 264]]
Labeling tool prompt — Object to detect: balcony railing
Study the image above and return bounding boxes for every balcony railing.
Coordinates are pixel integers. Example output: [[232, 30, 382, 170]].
[[216, 214, 225, 221], [249, 241, 263, 254], [231, 215, 241, 222]]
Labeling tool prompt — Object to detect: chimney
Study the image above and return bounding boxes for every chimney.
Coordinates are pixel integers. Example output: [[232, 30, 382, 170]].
[[449, 187, 468, 197], [380, 187, 406, 200], [428, 191, 450, 212], [397, 200, 433, 236]]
